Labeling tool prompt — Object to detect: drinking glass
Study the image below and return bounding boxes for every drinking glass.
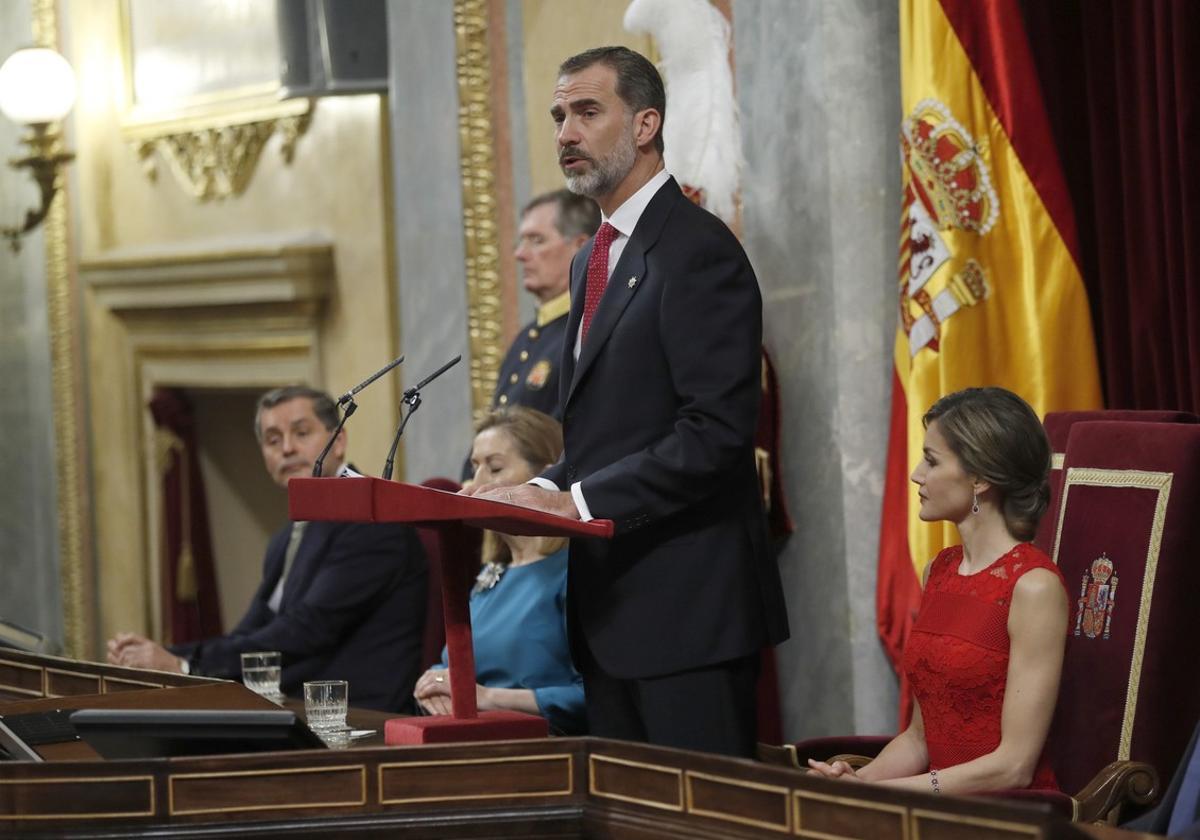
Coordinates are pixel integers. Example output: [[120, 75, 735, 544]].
[[240, 651, 282, 700], [304, 680, 349, 732]]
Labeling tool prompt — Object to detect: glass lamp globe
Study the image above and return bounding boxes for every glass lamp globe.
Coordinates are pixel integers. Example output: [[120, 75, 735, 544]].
[[0, 47, 77, 126]]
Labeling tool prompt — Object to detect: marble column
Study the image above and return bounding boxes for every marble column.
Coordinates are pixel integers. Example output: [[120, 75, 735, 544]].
[[734, 0, 902, 739], [0, 2, 66, 648], [386, 0, 474, 481]]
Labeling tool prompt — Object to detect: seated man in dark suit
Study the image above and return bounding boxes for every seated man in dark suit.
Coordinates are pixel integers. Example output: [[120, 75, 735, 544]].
[[107, 386, 427, 712]]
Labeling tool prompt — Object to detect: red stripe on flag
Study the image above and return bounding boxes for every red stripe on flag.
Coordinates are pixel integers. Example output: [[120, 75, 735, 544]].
[[938, 0, 1081, 266], [877, 368, 922, 726]]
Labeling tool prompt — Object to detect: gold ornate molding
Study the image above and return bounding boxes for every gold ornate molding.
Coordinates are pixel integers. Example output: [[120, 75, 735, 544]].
[[129, 104, 313, 201], [33, 0, 93, 658], [454, 0, 504, 422]]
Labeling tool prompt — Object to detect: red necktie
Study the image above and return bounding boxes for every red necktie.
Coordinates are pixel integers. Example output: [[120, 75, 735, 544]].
[[581, 222, 617, 343]]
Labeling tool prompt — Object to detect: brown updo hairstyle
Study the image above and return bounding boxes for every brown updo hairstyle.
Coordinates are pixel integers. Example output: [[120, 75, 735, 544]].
[[922, 387, 1051, 541], [474, 407, 567, 565]]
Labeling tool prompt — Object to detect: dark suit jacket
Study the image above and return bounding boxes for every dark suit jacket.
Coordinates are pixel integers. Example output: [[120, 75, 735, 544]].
[[1125, 720, 1200, 836], [173, 519, 426, 712], [541, 177, 789, 679]]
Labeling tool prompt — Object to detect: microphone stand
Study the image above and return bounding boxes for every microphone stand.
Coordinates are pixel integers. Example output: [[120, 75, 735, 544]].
[[312, 400, 356, 477], [381, 355, 462, 481]]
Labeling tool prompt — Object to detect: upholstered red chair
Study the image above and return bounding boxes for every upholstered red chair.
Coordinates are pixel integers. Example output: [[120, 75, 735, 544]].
[[764, 418, 1200, 824], [414, 478, 482, 669], [1034, 410, 1198, 554]]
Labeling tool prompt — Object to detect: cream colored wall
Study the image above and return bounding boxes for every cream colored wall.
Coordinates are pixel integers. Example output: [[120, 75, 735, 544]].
[[68, 0, 400, 646], [520, 0, 654, 196], [192, 390, 288, 630]]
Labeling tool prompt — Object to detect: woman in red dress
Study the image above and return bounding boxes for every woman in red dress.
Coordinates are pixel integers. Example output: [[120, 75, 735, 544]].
[[809, 387, 1069, 794]]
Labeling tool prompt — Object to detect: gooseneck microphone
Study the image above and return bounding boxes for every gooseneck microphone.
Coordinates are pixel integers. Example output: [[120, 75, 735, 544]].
[[337, 354, 405, 406], [312, 354, 406, 477], [381, 355, 462, 481]]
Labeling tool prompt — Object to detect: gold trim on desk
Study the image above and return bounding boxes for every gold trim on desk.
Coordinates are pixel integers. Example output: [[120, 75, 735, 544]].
[[101, 675, 166, 692], [454, 0, 505, 422], [0, 657, 45, 698], [168, 764, 367, 817], [42, 666, 102, 698], [685, 769, 790, 833], [911, 807, 1039, 838], [378, 753, 573, 805], [793, 789, 909, 840], [588, 753, 685, 812], [0, 774, 155, 820], [1053, 467, 1171, 761]]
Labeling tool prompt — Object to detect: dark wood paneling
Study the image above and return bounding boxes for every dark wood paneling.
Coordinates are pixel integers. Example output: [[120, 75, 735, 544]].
[[379, 754, 573, 805], [170, 764, 367, 817]]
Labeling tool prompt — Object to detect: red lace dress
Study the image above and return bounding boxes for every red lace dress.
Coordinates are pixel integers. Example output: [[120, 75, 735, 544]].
[[902, 543, 1065, 790]]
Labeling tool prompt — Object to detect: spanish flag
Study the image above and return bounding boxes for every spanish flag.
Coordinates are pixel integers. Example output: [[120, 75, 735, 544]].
[[878, 0, 1102, 719]]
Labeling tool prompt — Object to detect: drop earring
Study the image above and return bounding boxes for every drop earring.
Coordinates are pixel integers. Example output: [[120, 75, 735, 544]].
[[971, 490, 980, 515]]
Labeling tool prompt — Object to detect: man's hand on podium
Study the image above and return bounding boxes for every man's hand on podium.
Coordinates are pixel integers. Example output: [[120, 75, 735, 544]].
[[106, 632, 186, 674], [464, 482, 581, 520]]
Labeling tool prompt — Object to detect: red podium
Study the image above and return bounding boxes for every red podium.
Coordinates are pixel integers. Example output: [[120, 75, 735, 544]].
[[288, 477, 612, 744]]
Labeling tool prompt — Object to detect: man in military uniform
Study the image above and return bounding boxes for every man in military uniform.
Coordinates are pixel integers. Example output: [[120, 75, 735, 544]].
[[493, 189, 600, 417]]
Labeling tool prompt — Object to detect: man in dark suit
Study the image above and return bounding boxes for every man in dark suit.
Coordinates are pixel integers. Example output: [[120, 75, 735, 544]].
[[473, 47, 789, 757], [108, 386, 427, 712]]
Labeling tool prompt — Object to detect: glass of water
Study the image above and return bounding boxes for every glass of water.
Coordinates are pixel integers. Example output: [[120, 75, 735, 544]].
[[240, 651, 283, 700], [304, 680, 349, 732]]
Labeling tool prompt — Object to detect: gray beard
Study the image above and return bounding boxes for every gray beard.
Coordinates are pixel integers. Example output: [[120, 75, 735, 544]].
[[564, 128, 637, 199]]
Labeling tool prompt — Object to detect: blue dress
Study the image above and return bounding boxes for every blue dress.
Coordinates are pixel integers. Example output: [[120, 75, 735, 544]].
[[436, 547, 585, 734]]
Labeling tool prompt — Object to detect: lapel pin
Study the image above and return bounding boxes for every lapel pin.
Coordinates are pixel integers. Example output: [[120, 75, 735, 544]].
[[627, 276, 639, 289]]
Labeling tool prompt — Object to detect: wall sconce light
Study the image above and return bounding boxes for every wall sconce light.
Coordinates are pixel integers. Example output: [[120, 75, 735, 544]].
[[0, 47, 77, 253]]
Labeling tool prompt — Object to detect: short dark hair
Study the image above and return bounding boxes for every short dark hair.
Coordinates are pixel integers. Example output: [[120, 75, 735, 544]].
[[923, 387, 1051, 541], [254, 386, 338, 441], [559, 46, 666, 153], [522, 189, 601, 240]]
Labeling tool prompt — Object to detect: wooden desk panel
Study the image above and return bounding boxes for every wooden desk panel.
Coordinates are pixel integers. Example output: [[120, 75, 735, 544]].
[[0, 653, 1145, 838], [1, 682, 281, 761], [0, 737, 1110, 838], [0, 649, 215, 704]]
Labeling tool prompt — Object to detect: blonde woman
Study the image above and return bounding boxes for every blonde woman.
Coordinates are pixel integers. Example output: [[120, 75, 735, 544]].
[[413, 408, 584, 734]]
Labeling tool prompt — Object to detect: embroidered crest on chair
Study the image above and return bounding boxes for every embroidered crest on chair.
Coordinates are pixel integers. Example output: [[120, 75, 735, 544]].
[[1073, 553, 1118, 640]]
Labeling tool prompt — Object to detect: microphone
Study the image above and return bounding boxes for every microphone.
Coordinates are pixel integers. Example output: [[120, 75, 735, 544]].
[[312, 354, 406, 477], [337, 354, 405, 406], [381, 355, 462, 481]]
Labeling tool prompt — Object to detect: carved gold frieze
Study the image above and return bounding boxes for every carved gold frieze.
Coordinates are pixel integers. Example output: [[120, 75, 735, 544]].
[[130, 106, 312, 201], [454, 0, 504, 422], [116, 0, 313, 200]]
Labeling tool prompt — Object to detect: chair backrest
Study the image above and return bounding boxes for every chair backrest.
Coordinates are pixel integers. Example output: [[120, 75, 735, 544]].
[[415, 478, 482, 669], [1035, 410, 1199, 554], [1045, 420, 1200, 794]]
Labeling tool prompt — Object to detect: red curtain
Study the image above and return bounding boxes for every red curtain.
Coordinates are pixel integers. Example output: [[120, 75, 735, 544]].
[[148, 388, 222, 644], [1022, 0, 1200, 411]]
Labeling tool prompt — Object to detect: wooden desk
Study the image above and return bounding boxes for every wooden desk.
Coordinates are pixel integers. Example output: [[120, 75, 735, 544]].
[[0, 652, 1155, 838], [0, 648, 217, 704], [0, 731, 1139, 838]]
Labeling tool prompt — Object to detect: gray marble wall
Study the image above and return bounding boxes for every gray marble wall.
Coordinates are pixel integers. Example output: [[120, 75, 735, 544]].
[[386, 0, 475, 481], [0, 2, 66, 648], [734, 0, 901, 738]]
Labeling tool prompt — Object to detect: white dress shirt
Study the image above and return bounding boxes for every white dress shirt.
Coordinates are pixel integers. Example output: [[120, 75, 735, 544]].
[[532, 169, 673, 521]]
